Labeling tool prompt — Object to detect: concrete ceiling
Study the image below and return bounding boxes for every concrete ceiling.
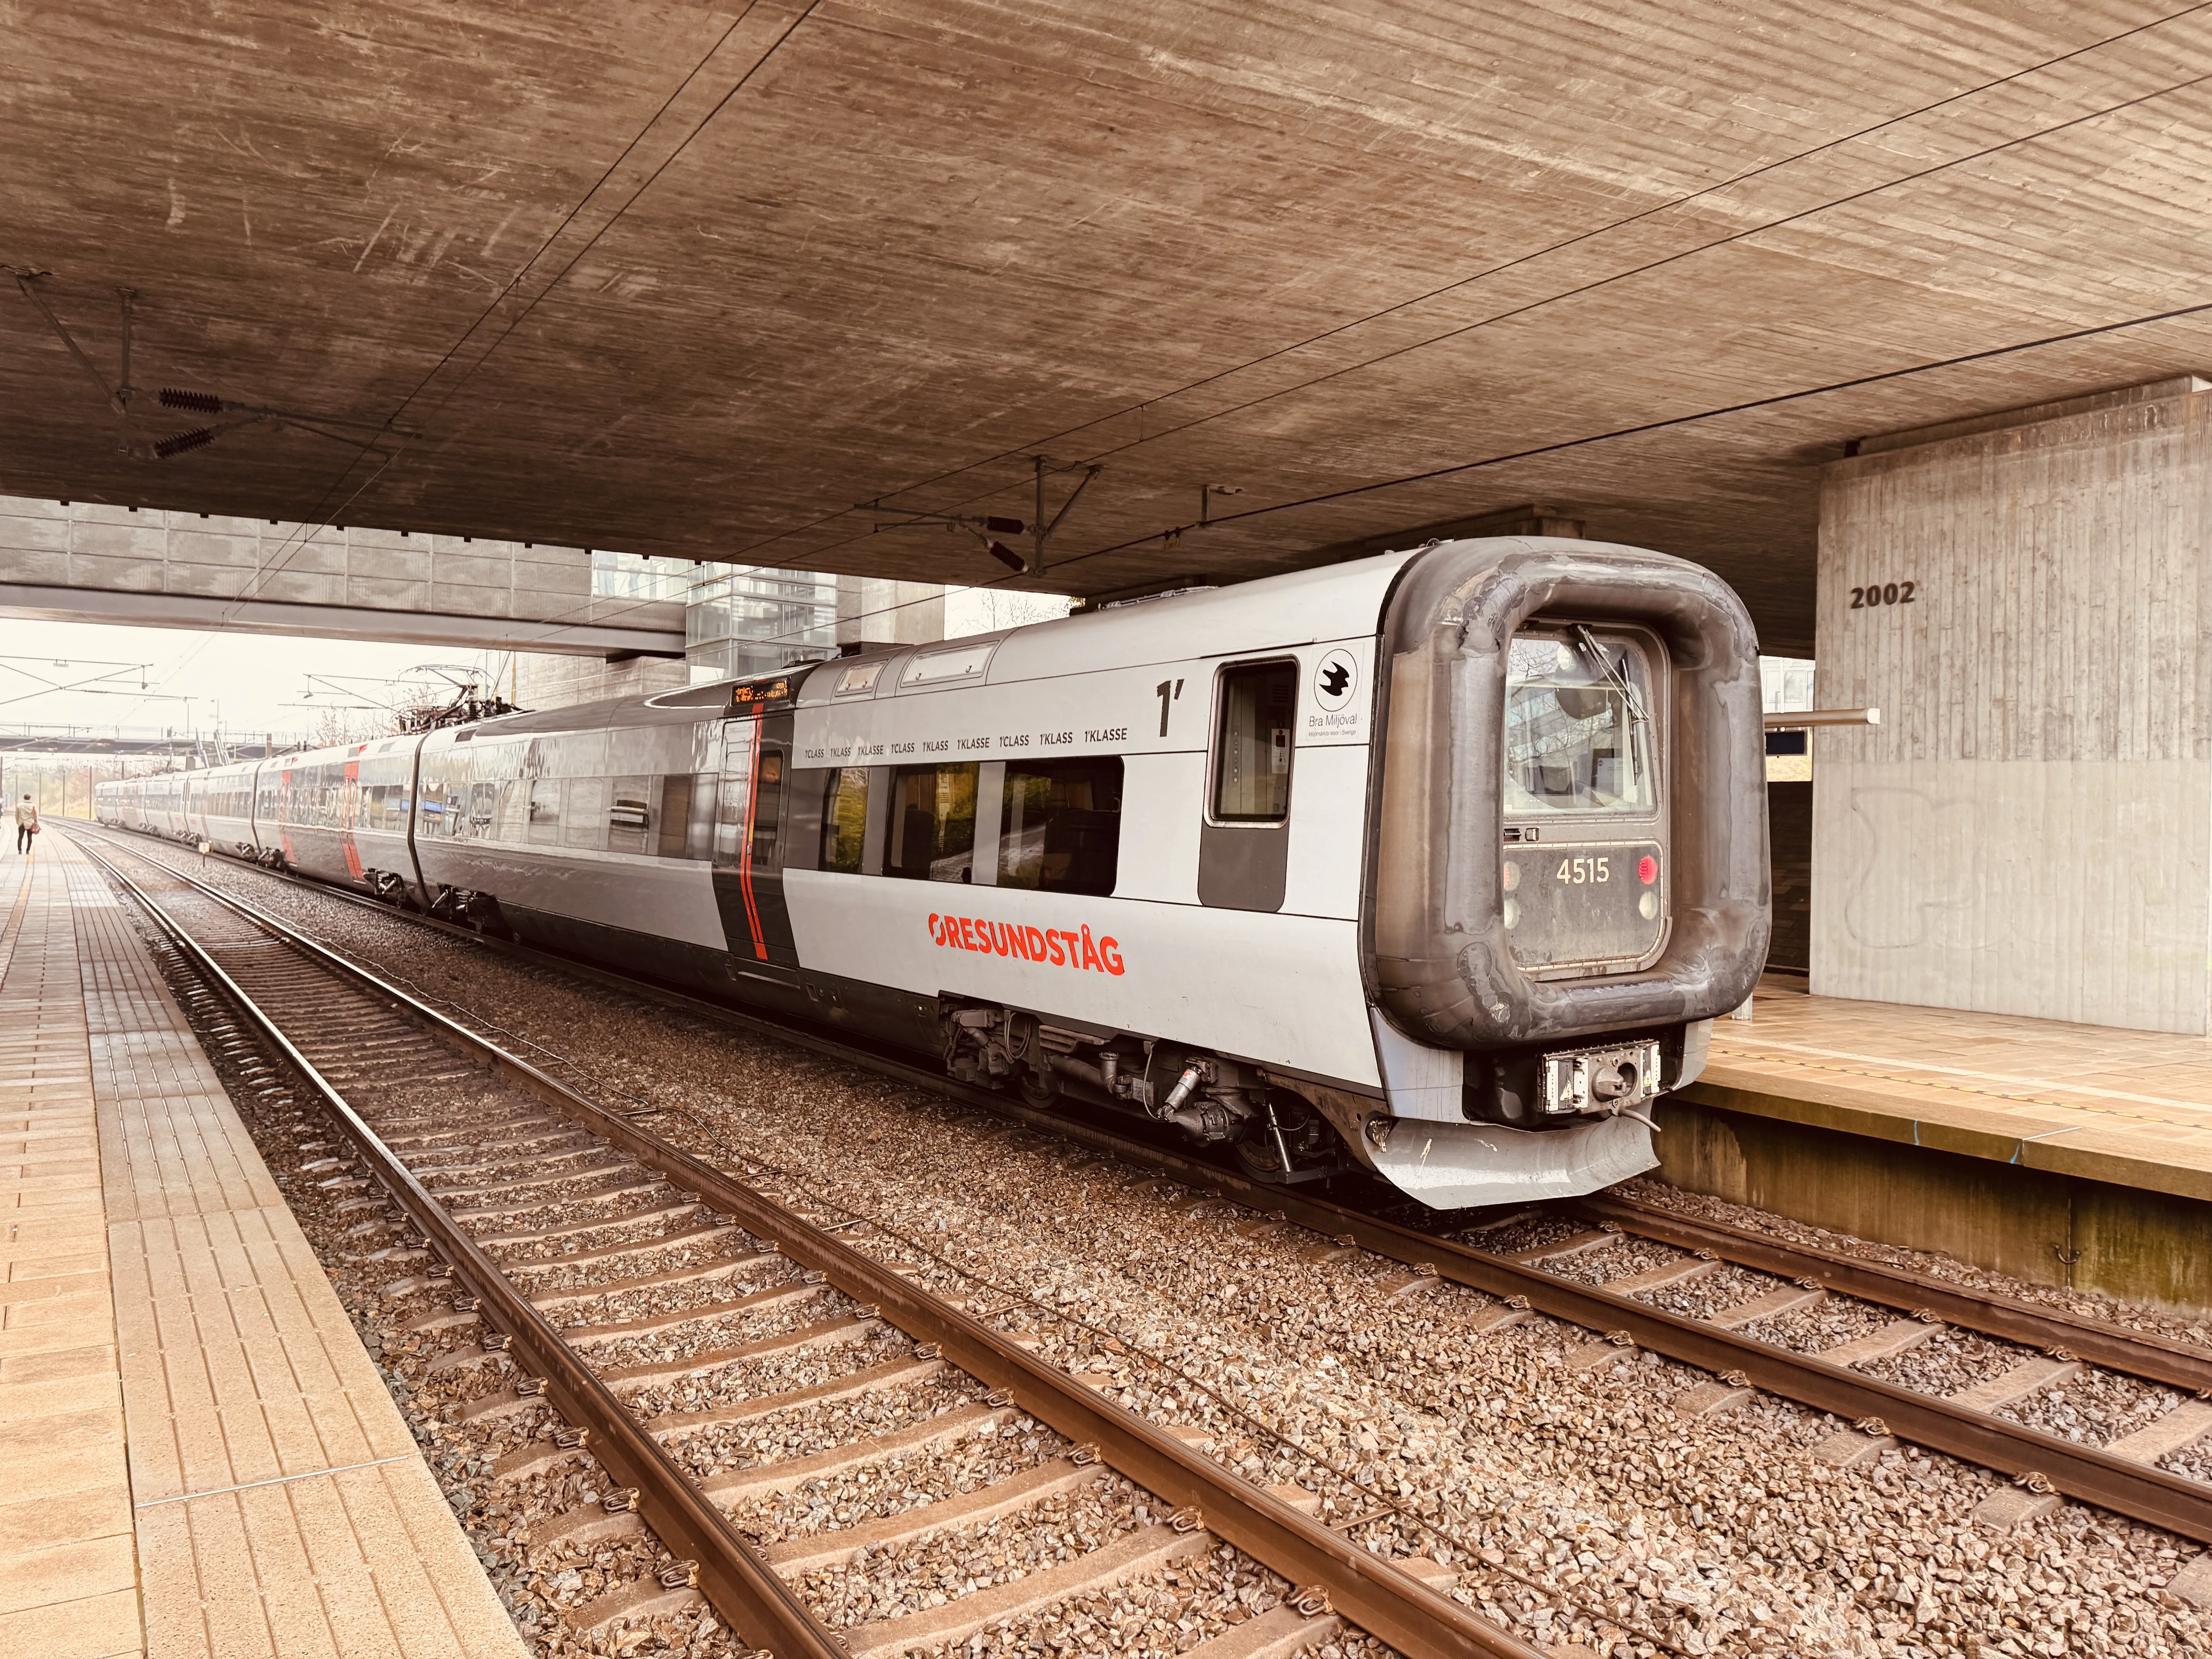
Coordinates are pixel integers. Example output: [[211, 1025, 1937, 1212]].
[[6, 1, 2212, 656]]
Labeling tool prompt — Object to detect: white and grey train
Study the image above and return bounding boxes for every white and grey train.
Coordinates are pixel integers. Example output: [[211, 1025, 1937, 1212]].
[[97, 538, 1769, 1209]]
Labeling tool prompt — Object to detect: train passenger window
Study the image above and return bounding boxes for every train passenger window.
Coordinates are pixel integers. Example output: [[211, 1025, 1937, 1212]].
[[998, 758, 1122, 896], [1211, 661, 1296, 822], [654, 774, 712, 858], [1504, 630, 1657, 816], [608, 776, 652, 854], [654, 775, 688, 857], [565, 778, 608, 850], [364, 782, 409, 833], [820, 768, 868, 872], [527, 777, 563, 844], [476, 744, 526, 840], [885, 763, 977, 882], [462, 775, 496, 840]]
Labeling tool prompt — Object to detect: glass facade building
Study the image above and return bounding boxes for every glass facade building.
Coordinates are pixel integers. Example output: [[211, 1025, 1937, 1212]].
[[684, 565, 844, 680], [583, 550, 967, 687]]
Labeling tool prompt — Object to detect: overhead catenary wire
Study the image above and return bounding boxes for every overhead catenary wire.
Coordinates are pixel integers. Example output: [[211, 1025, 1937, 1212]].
[[246, 220, 2212, 681], [717, 47, 2212, 589], [105, 0, 817, 728], [687, 48, 2212, 648], [111, 6, 2212, 683], [148, 0, 2212, 665], [726, 282, 2212, 649], [704, 0, 2212, 568], [1055, 289, 2212, 568], [203, 0, 820, 637]]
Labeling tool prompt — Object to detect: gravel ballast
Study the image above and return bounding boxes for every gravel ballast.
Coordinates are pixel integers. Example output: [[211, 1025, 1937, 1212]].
[[108, 836, 2212, 1658]]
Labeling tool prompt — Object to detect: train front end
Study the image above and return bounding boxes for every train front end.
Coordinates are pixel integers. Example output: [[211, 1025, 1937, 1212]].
[[1362, 537, 1769, 1208]]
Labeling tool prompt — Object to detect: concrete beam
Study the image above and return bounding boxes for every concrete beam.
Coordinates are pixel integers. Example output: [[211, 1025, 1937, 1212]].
[[0, 581, 683, 657], [0, 496, 685, 656]]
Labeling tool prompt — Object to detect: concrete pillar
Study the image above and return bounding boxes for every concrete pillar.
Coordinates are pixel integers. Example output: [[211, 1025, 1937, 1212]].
[[1812, 375, 2212, 1033]]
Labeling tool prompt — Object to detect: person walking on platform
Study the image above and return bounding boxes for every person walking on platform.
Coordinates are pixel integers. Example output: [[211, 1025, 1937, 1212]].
[[14, 795, 38, 854]]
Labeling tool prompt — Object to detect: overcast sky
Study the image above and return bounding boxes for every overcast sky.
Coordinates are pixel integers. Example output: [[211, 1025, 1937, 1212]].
[[0, 584, 1074, 742], [0, 618, 468, 739]]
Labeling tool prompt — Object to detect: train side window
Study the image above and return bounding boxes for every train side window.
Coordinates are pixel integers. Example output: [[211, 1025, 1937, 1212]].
[[689, 772, 718, 857], [655, 775, 692, 858], [480, 744, 526, 841], [527, 777, 563, 844], [821, 767, 868, 872], [464, 770, 497, 839], [999, 757, 1122, 896], [1211, 661, 1297, 822], [608, 775, 652, 854], [565, 778, 608, 850], [885, 763, 978, 882]]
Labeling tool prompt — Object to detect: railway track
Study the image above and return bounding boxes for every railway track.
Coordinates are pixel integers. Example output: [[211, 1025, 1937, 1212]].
[[78, 826, 2212, 1559], [77, 830, 1554, 1659]]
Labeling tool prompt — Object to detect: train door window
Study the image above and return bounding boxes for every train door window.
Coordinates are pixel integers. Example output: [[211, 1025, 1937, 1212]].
[[714, 739, 753, 863], [527, 776, 563, 844], [1211, 661, 1297, 822], [751, 751, 784, 868], [820, 768, 868, 872], [885, 763, 977, 881], [998, 757, 1123, 896], [415, 752, 452, 839], [608, 776, 652, 854]]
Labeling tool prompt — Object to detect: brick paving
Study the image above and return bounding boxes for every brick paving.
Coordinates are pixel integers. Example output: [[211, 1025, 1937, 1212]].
[[1695, 976, 2212, 1200], [0, 833, 525, 1659]]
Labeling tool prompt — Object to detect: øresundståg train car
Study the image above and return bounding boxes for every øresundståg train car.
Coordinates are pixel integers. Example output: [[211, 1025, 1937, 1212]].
[[97, 537, 1769, 1209]]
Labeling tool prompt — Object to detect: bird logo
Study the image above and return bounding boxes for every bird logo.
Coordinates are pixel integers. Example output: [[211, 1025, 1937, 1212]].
[[1314, 648, 1358, 713]]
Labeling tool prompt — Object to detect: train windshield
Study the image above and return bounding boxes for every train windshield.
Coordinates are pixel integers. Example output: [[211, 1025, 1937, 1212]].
[[1503, 628, 1657, 815]]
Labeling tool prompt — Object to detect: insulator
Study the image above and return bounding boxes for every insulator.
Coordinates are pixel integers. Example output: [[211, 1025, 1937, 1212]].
[[158, 388, 223, 413], [154, 427, 216, 459], [983, 515, 1024, 535]]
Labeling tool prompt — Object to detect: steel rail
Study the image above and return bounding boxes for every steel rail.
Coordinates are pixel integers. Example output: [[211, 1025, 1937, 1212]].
[[76, 839, 851, 1659], [909, 1097, 2212, 1544], [77, 826, 2212, 1544], [74, 830, 1549, 1659], [1572, 1192, 2212, 1398]]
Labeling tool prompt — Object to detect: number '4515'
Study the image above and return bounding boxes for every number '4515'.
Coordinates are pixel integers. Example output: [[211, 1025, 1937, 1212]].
[[1557, 856, 1609, 884]]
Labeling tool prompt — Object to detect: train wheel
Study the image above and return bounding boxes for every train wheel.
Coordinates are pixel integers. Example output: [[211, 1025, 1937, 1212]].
[[1234, 1091, 1335, 1183], [1018, 1064, 1060, 1109]]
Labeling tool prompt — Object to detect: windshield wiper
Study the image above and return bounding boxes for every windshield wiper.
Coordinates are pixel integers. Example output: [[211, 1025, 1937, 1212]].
[[1573, 625, 1645, 723]]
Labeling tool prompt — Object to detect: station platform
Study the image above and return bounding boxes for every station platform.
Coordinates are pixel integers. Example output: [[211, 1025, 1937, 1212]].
[[1665, 977, 2212, 1319], [0, 835, 522, 1658]]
